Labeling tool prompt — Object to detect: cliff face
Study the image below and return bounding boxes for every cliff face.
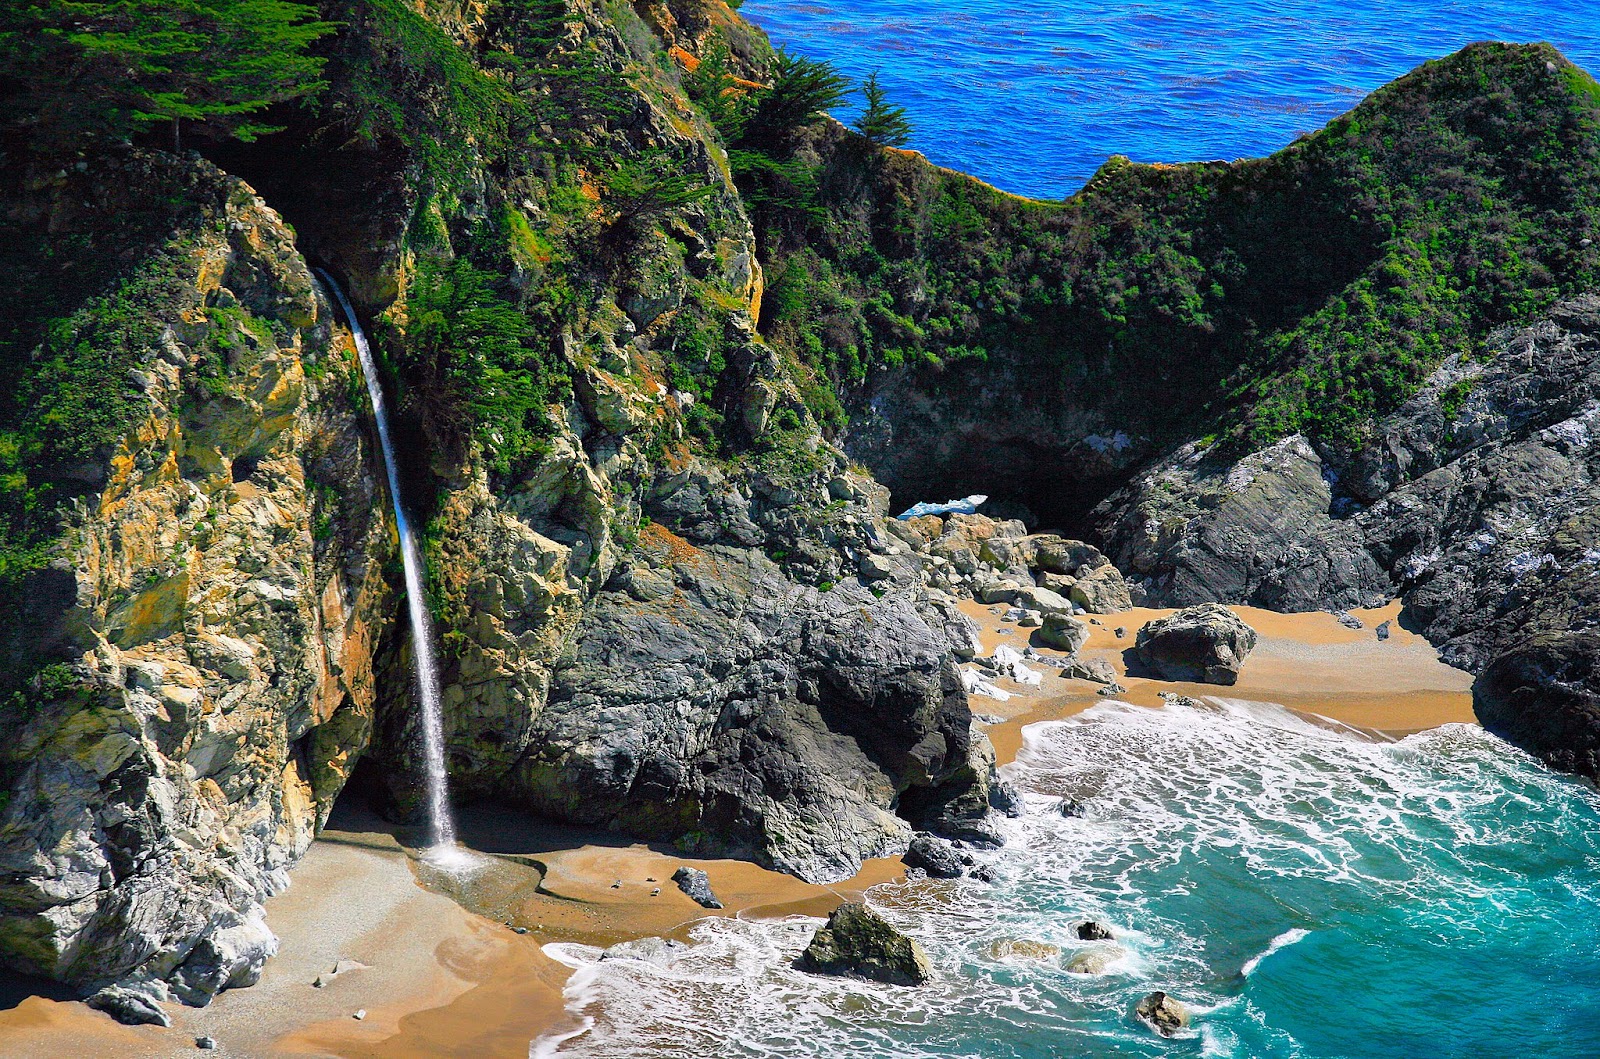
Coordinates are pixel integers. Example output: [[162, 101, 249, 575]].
[[1097, 296, 1600, 781], [0, 155, 392, 1001], [0, 0, 993, 1006], [5, 0, 1600, 1013]]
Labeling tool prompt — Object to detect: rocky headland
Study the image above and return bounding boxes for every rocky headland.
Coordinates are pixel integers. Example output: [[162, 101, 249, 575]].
[[0, 0, 1598, 1043]]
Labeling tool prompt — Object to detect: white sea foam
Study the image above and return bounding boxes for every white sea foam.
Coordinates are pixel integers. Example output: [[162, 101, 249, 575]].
[[1240, 929, 1310, 977], [536, 696, 1600, 1058]]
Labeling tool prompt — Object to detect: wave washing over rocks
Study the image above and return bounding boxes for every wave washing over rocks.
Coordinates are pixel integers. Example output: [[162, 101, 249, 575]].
[[540, 699, 1600, 1058]]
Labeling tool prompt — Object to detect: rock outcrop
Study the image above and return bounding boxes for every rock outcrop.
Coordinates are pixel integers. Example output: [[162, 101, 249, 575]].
[[1134, 604, 1258, 685], [797, 903, 932, 986], [1135, 991, 1191, 1036], [1099, 297, 1600, 777], [0, 156, 391, 1004]]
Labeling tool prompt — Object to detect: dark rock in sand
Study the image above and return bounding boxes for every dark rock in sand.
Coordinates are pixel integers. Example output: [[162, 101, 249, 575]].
[[1038, 613, 1090, 653], [1135, 991, 1191, 1036], [903, 833, 972, 878], [85, 981, 171, 1027], [1134, 604, 1257, 685], [672, 866, 724, 909], [1475, 633, 1600, 783], [798, 903, 932, 986], [1097, 682, 1128, 696], [1375, 619, 1392, 641], [1059, 799, 1087, 817], [196, 1038, 218, 1050], [1061, 657, 1119, 684], [1077, 920, 1115, 941]]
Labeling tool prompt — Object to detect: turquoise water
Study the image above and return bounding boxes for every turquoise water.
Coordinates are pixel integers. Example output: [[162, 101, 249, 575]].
[[738, 0, 1599, 198], [543, 699, 1600, 1057]]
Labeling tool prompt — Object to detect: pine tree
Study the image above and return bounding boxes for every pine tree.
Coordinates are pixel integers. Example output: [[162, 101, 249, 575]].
[[854, 71, 911, 148], [0, 0, 335, 156]]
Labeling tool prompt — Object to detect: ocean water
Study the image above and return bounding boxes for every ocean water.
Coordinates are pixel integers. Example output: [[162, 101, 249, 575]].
[[542, 699, 1600, 1058], [737, 0, 1600, 198]]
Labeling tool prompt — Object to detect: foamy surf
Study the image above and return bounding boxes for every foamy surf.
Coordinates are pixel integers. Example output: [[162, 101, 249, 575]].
[[538, 698, 1600, 1057]]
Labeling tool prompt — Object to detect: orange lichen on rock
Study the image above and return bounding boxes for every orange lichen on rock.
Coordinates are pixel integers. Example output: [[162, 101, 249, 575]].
[[637, 521, 703, 566]]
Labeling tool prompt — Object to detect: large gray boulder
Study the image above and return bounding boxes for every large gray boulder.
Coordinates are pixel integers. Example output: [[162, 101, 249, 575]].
[[797, 903, 932, 985], [1038, 614, 1090, 653], [1474, 632, 1600, 783], [1134, 604, 1258, 685]]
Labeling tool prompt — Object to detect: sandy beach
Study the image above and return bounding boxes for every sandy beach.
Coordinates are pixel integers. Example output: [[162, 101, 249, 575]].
[[0, 602, 1477, 1057]]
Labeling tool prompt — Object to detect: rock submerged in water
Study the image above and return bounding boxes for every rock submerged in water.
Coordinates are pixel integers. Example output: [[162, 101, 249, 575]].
[[1065, 944, 1125, 974], [1135, 990, 1191, 1036], [672, 866, 723, 909], [797, 903, 932, 986], [1134, 604, 1257, 685]]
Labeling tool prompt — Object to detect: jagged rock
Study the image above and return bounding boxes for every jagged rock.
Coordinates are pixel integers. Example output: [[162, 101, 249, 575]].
[[168, 912, 278, 1006], [1038, 613, 1090, 653], [1135, 991, 1191, 1036], [85, 980, 171, 1027], [1134, 604, 1258, 685], [1077, 920, 1115, 941], [1097, 682, 1127, 696], [1059, 798, 1087, 817], [1061, 658, 1119, 684], [1376, 619, 1393, 641], [1066, 944, 1125, 974], [0, 158, 391, 1002], [1335, 611, 1365, 629], [1068, 565, 1133, 614], [196, 1037, 218, 1050], [858, 552, 895, 581], [989, 779, 1024, 818], [903, 833, 971, 878], [1011, 585, 1075, 617], [672, 866, 723, 909], [797, 903, 932, 986], [1476, 633, 1600, 783]]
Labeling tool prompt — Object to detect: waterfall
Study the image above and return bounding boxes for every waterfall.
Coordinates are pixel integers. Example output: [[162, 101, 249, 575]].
[[317, 271, 460, 858]]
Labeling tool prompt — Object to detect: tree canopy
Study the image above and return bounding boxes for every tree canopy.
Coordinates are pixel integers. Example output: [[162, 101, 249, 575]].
[[0, 0, 335, 155], [854, 71, 911, 148]]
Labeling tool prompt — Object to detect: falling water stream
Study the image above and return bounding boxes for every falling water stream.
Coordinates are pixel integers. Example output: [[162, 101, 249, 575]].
[[317, 271, 462, 862]]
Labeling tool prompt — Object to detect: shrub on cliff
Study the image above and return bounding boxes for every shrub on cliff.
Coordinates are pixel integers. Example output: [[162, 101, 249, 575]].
[[0, 0, 334, 156]]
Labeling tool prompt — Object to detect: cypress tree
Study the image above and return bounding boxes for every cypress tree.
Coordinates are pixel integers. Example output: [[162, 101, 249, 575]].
[[854, 71, 911, 148], [0, 0, 336, 156]]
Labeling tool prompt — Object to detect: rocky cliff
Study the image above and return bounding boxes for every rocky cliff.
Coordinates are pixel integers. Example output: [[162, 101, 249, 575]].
[[4, 0, 1600, 1016], [0, 154, 392, 1009]]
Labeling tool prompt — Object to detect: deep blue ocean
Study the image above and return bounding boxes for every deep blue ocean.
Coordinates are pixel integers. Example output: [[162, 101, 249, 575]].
[[738, 0, 1599, 199]]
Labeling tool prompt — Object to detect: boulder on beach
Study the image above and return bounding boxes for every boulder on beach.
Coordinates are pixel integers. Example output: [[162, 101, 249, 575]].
[[1068, 565, 1133, 614], [1135, 991, 1191, 1036], [903, 833, 971, 878], [797, 903, 932, 986], [1134, 603, 1257, 685], [987, 938, 1060, 961], [85, 980, 171, 1027], [1061, 657, 1119, 684], [672, 866, 723, 909], [1038, 613, 1089, 653]]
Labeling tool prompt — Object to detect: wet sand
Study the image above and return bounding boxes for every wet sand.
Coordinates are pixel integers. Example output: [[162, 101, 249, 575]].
[[959, 599, 1477, 763], [2, 601, 1476, 1056]]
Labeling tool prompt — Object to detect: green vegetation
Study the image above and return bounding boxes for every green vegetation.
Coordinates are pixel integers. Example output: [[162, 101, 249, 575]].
[[749, 42, 1600, 451], [854, 72, 910, 149], [388, 255, 568, 483], [0, 0, 334, 155]]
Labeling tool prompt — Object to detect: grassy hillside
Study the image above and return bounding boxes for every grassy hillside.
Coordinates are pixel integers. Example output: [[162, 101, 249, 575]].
[[753, 42, 1600, 451]]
